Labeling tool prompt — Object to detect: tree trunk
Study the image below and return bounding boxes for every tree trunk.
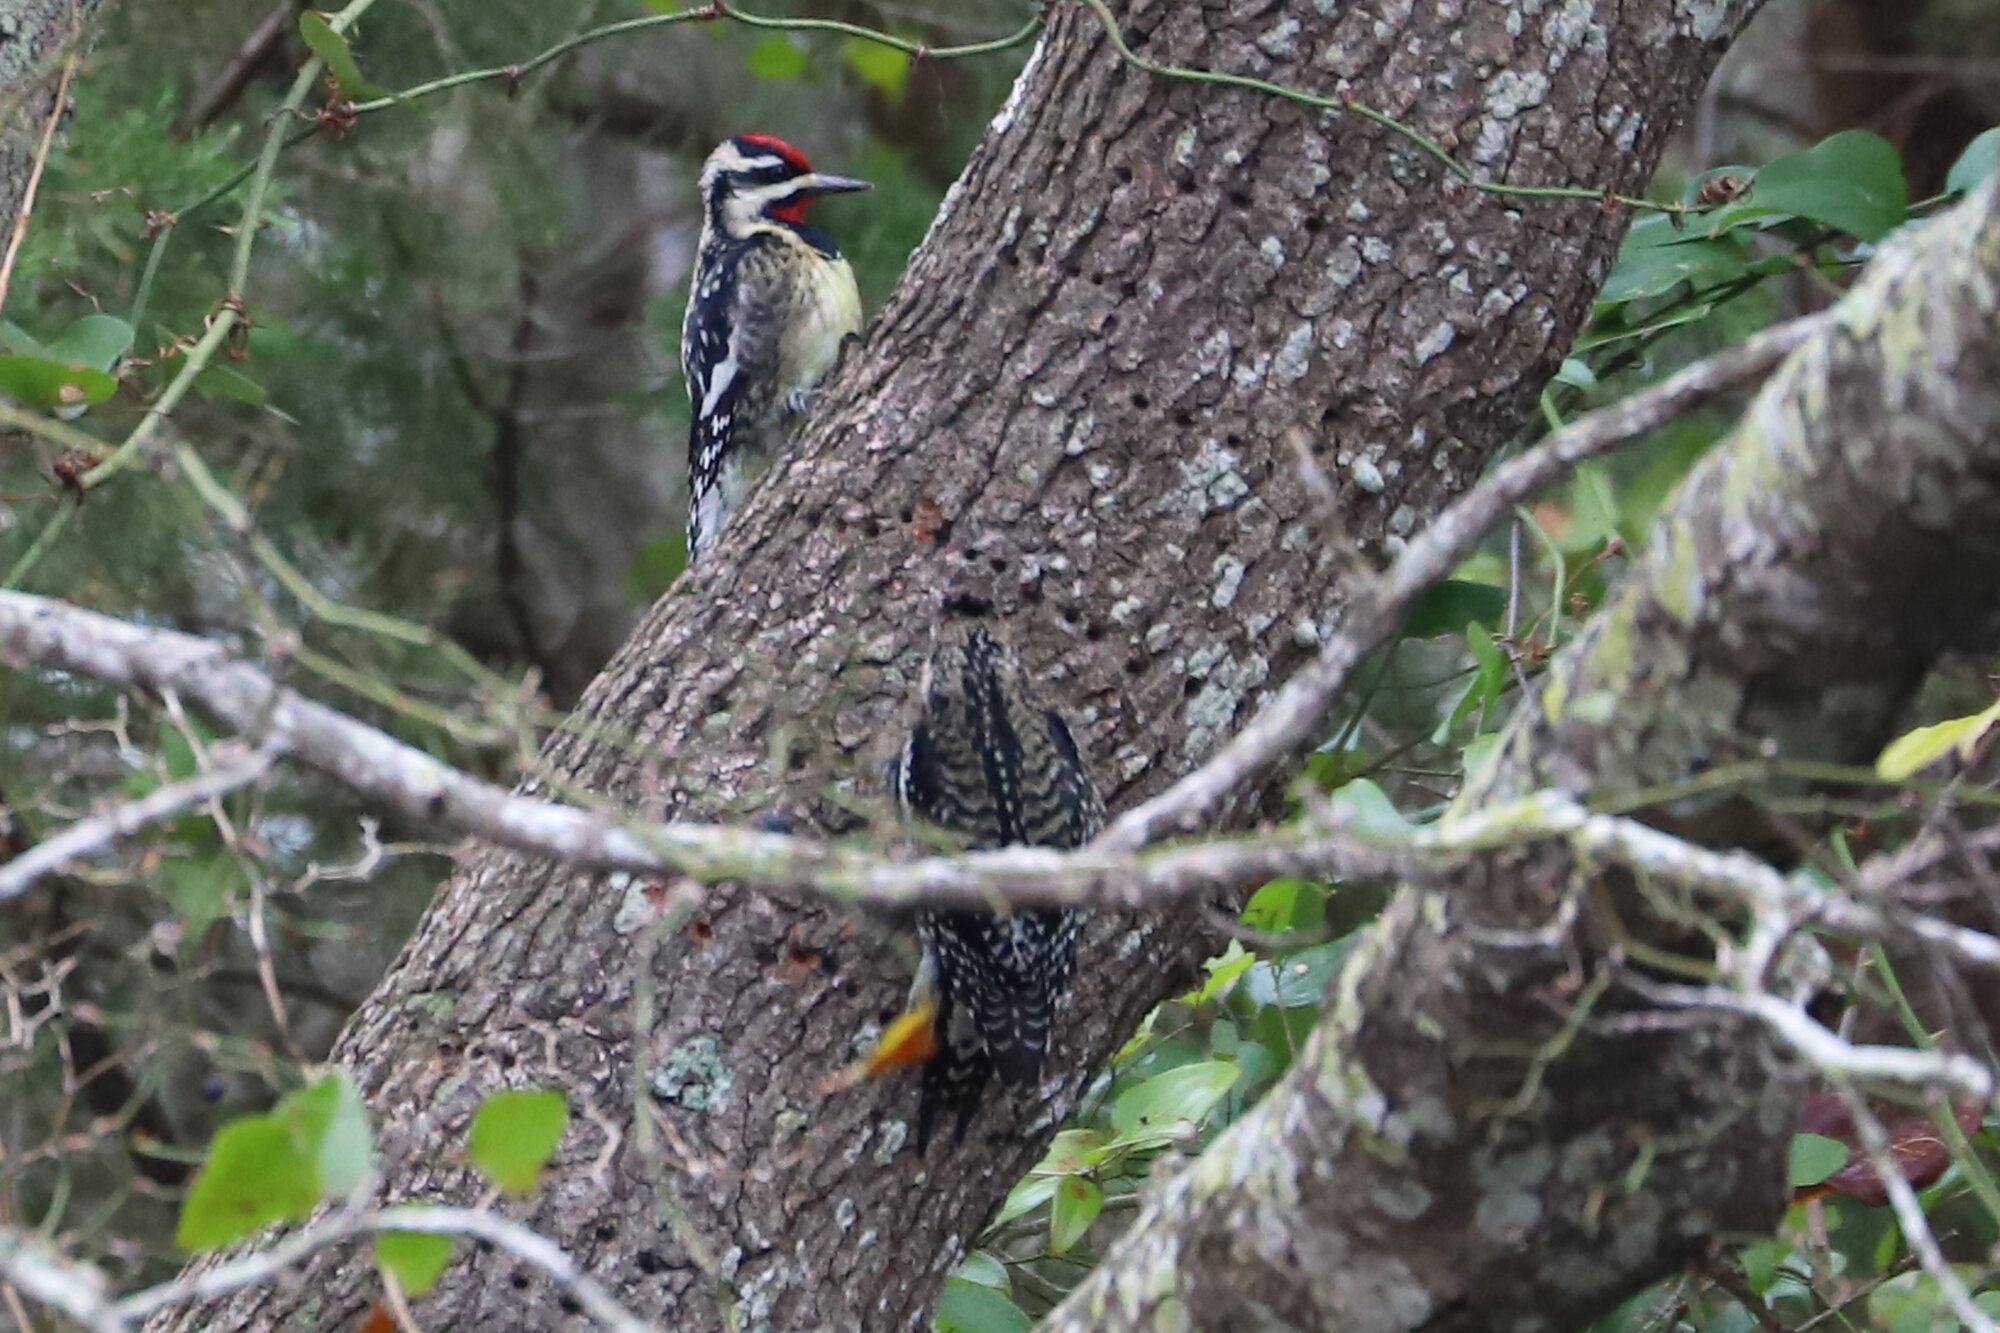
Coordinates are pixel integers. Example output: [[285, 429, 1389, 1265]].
[[0, 0, 101, 236], [153, 0, 1764, 1327], [1045, 171, 2000, 1333]]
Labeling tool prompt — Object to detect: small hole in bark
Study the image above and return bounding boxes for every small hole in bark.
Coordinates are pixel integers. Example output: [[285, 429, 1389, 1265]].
[[636, 1250, 667, 1275], [1304, 215, 1326, 234], [1088, 272, 1104, 286], [1119, 281, 1139, 299], [1125, 656, 1147, 675], [861, 516, 881, 539], [1060, 256, 1082, 278], [1183, 677, 1201, 698], [1173, 411, 1194, 429], [594, 1223, 616, 1243], [1226, 433, 1242, 446], [1131, 392, 1150, 409], [1103, 314, 1118, 333], [898, 506, 914, 523], [558, 1296, 582, 1316], [1113, 164, 1133, 184], [999, 246, 1019, 267], [510, 1274, 531, 1291], [988, 556, 1008, 574], [1060, 605, 1081, 624], [1228, 189, 1252, 209], [1084, 623, 1105, 643]]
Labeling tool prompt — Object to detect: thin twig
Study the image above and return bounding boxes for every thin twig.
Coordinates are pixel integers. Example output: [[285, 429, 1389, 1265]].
[[0, 50, 77, 318], [0, 742, 280, 901], [1833, 1084, 2000, 1333]]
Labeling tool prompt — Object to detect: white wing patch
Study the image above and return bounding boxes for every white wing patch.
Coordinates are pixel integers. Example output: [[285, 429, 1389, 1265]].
[[699, 352, 738, 419]]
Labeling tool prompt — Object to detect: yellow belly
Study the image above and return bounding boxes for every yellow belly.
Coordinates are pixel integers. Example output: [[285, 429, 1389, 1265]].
[[779, 254, 862, 401]]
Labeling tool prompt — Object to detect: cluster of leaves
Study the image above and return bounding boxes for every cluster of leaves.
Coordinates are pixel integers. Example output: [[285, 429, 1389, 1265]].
[[175, 1070, 567, 1298]]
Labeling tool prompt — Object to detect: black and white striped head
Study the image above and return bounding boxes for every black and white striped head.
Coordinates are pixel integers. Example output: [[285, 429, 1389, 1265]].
[[699, 134, 870, 241]]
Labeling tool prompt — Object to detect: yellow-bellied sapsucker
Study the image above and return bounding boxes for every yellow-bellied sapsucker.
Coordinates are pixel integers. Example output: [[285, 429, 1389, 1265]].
[[892, 607, 1105, 1147], [681, 134, 868, 558]]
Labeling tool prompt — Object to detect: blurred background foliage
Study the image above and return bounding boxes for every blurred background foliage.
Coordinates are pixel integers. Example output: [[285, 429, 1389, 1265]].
[[2, 0, 2000, 1326]]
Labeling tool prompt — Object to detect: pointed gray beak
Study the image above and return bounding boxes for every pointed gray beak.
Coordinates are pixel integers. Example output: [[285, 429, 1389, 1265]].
[[800, 172, 872, 198]]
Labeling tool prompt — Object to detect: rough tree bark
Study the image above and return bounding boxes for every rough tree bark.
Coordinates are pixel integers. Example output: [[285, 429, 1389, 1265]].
[[0, 0, 101, 235], [1045, 174, 2000, 1332], [153, 0, 1764, 1328]]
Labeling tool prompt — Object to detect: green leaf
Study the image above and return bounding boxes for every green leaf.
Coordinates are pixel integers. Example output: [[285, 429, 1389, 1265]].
[[1598, 227, 1744, 304], [1744, 130, 1908, 242], [1947, 128, 2000, 198], [934, 1277, 1033, 1333], [1048, 1175, 1102, 1255], [161, 727, 199, 781], [1552, 357, 1597, 393], [1230, 1038, 1278, 1092], [0, 319, 52, 358], [1870, 1270, 1986, 1333], [466, 1089, 568, 1195], [1876, 698, 2000, 781], [841, 37, 909, 101], [744, 36, 810, 81], [951, 1250, 1009, 1291], [299, 12, 386, 99], [1562, 460, 1621, 552], [0, 354, 118, 410], [176, 1115, 321, 1249], [1448, 623, 1510, 729], [1239, 878, 1326, 935], [1788, 1131, 1849, 1188], [161, 853, 242, 932], [1321, 777, 1410, 837], [1402, 579, 1505, 639], [1033, 1128, 1106, 1177], [1110, 1061, 1239, 1141], [1242, 938, 1351, 1009], [1737, 1237, 1779, 1296], [376, 1231, 454, 1295], [281, 1073, 374, 1197], [1618, 424, 1720, 542], [44, 314, 134, 372], [193, 364, 268, 407], [991, 1171, 1059, 1228]]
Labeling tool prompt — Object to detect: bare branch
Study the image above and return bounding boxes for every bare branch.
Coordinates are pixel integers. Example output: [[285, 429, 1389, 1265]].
[[13, 591, 2000, 983], [1635, 981, 1996, 1102], [0, 741, 280, 902], [0, 1196, 662, 1333]]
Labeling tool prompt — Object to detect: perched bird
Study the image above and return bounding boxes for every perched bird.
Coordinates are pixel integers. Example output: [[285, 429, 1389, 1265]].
[[889, 606, 1106, 1147], [680, 133, 869, 559]]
